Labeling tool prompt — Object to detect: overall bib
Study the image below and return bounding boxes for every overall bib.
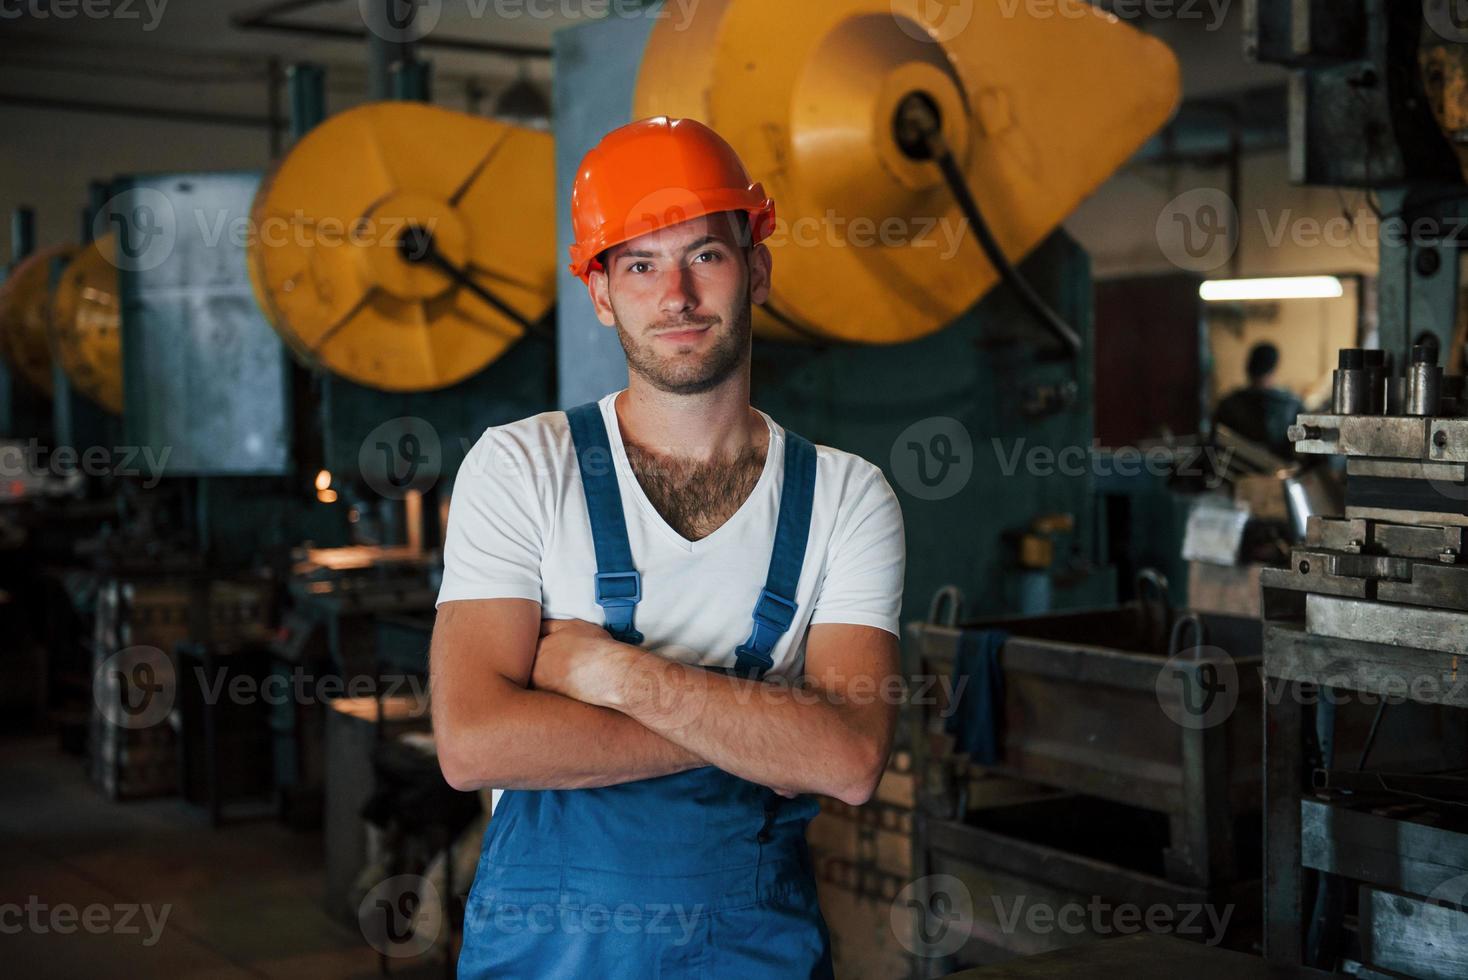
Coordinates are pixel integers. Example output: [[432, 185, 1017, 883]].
[[457, 403, 835, 979]]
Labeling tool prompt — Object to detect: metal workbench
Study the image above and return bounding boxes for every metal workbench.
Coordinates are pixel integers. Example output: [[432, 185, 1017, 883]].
[[1262, 621, 1468, 973]]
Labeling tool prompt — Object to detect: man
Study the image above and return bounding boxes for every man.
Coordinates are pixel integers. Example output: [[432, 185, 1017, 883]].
[[432, 117, 906, 978], [1213, 341, 1304, 460]]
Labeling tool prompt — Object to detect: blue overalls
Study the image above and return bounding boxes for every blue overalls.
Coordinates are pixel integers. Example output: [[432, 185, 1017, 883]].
[[457, 403, 835, 979]]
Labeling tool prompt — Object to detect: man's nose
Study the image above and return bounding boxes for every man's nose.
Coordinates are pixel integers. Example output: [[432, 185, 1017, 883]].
[[655, 267, 698, 317]]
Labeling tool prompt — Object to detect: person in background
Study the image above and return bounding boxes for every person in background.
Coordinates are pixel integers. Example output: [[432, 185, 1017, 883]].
[[1213, 341, 1304, 460]]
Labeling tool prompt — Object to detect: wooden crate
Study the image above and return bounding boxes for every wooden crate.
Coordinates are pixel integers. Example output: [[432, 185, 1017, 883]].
[[88, 576, 273, 800]]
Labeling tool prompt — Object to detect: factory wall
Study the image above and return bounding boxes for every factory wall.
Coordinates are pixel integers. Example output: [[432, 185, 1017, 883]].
[[1067, 149, 1374, 406], [0, 105, 273, 258]]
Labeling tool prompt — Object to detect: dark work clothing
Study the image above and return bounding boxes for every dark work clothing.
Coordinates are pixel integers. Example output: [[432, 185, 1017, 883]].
[[1213, 386, 1304, 459]]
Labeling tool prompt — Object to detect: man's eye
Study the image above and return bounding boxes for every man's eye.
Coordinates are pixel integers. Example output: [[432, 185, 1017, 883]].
[[628, 262, 651, 274], [693, 251, 720, 264]]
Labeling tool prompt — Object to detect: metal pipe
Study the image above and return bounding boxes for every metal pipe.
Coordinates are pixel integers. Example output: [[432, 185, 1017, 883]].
[[288, 62, 327, 142], [232, 0, 550, 59], [10, 207, 35, 264], [0, 91, 285, 130]]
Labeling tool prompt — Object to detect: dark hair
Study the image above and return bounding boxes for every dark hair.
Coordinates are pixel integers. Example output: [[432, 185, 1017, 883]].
[[1246, 342, 1279, 382]]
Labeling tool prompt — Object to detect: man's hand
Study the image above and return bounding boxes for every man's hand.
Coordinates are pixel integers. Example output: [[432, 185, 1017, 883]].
[[532, 618, 623, 703]]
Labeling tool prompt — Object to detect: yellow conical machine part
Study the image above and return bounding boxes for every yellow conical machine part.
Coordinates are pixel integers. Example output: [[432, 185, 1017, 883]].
[[49, 233, 124, 414], [0, 244, 76, 396], [248, 102, 556, 392], [634, 0, 1180, 344]]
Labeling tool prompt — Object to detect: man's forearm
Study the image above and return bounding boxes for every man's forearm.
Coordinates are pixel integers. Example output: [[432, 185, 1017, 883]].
[[439, 680, 706, 792], [597, 646, 886, 806]]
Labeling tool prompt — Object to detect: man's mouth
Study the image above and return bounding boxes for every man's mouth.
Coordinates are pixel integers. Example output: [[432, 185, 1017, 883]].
[[654, 324, 713, 343]]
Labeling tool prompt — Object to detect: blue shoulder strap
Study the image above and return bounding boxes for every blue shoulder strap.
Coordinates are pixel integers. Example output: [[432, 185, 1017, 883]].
[[566, 402, 644, 645], [734, 429, 818, 679]]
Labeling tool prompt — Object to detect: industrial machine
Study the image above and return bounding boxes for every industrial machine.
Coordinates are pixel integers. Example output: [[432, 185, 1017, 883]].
[[241, 83, 558, 828], [1257, 348, 1468, 977], [557, 0, 1181, 630], [1246, 2, 1468, 976]]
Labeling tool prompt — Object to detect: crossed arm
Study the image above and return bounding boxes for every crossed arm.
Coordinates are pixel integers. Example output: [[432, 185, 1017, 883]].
[[430, 597, 900, 806]]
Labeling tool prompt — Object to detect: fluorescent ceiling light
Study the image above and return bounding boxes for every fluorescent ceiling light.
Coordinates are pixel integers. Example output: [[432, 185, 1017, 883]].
[[1199, 276, 1344, 302]]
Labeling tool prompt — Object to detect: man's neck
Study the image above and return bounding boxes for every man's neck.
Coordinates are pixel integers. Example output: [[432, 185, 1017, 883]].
[[615, 371, 765, 462]]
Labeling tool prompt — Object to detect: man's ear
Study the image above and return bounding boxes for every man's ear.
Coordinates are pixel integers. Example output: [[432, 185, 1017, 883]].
[[587, 267, 617, 327], [749, 243, 773, 307]]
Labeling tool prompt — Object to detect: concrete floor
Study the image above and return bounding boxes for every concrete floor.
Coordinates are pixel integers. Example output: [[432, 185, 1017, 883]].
[[0, 734, 448, 979]]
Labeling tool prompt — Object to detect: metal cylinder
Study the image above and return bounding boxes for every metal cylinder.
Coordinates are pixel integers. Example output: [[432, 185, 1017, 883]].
[[1332, 348, 1370, 415], [1362, 348, 1386, 414], [10, 206, 35, 263], [1406, 344, 1444, 417]]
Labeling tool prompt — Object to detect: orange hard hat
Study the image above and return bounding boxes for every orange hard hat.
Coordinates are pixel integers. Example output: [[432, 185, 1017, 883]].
[[567, 116, 776, 282]]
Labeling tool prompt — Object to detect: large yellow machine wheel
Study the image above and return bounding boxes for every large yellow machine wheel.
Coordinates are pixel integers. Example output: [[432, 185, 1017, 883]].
[[0, 244, 76, 396], [248, 102, 556, 392], [635, 0, 1180, 344], [49, 234, 124, 414]]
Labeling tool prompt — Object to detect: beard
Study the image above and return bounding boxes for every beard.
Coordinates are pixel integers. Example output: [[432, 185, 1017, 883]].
[[612, 288, 752, 396]]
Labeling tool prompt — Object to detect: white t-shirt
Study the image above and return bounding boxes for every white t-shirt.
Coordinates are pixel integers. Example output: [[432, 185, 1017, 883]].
[[438, 389, 906, 674]]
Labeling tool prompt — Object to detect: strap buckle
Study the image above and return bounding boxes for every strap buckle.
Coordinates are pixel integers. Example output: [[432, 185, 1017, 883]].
[[594, 570, 642, 607], [732, 644, 776, 678], [751, 588, 798, 632]]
